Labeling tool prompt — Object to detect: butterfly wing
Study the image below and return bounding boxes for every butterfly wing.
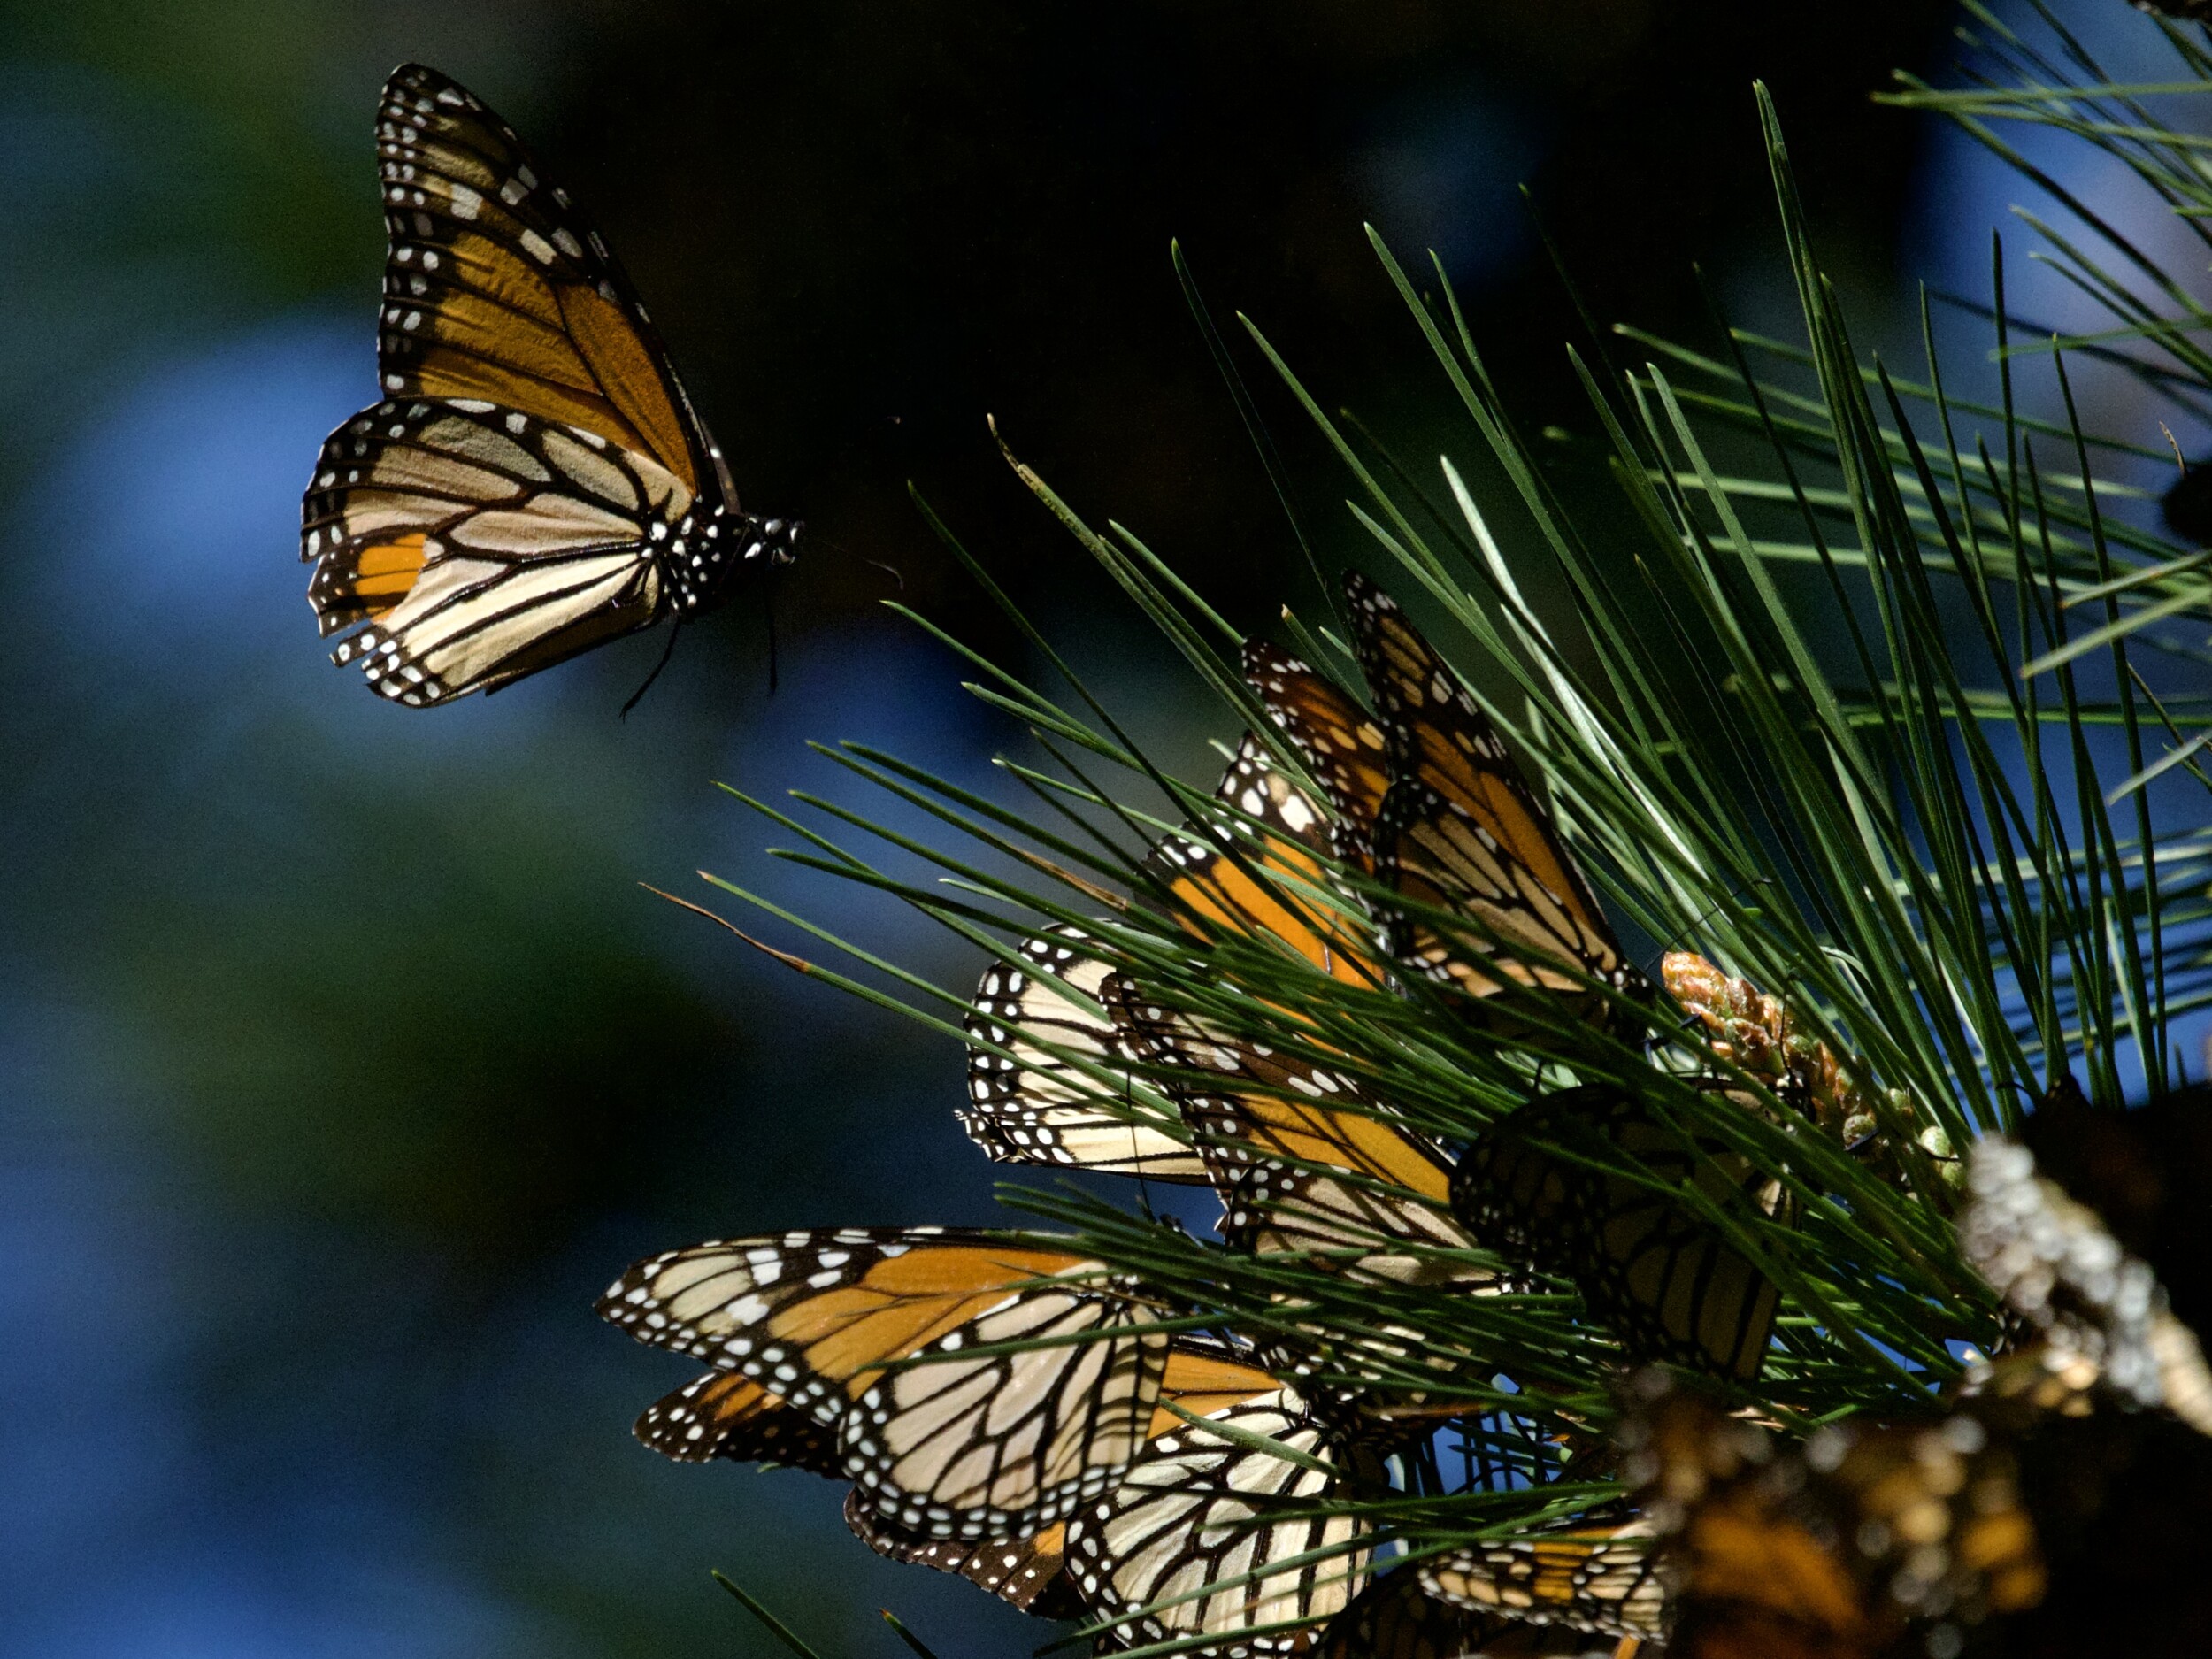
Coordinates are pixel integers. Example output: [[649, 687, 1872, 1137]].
[[632, 1369, 842, 1471], [1454, 1087, 1788, 1383], [1243, 639, 1392, 873], [844, 1494, 1081, 1616], [302, 398, 695, 701], [841, 1336, 1283, 1617], [371, 63, 716, 493], [1416, 1524, 1666, 1641], [1107, 976, 1491, 1288], [1342, 573, 1629, 1020], [1064, 1391, 1371, 1655], [599, 1226, 1172, 1537], [1148, 734, 1385, 987], [1624, 1383, 2045, 1659], [961, 925, 1209, 1181]]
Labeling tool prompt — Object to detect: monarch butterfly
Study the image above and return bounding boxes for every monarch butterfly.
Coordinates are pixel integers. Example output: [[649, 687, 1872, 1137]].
[[1453, 1085, 1791, 1382], [598, 1227, 1172, 1537], [302, 64, 798, 704], [1063, 1389, 1375, 1655], [1320, 1567, 1646, 1659], [1250, 576, 1640, 1028], [1621, 1378, 2046, 1659]]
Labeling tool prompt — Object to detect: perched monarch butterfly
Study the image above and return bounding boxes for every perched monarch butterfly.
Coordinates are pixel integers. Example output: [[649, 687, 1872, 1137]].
[[1621, 1376, 2047, 1659], [1063, 1389, 1375, 1655], [1320, 1566, 1646, 1659], [598, 1226, 1171, 1537], [302, 64, 798, 704], [629, 1330, 1283, 1617], [960, 924, 1210, 1182], [1454, 1085, 1792, 1382], [1250, 575, 1643, 1028]]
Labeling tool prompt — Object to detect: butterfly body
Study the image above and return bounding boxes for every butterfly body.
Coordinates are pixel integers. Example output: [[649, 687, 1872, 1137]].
[[305, 64, 798, 702]]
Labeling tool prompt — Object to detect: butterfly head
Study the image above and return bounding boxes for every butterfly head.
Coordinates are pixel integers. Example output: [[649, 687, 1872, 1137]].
[[667, 507, 803, 614]]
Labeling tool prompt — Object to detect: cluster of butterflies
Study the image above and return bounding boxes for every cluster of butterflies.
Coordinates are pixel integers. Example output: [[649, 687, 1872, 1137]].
[[591, 573, 1873, 1656], [299, 57, 2212, 1659]]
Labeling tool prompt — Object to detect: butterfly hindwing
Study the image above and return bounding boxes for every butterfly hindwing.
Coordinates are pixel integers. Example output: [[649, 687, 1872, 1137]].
[[303, 397, 687, 701], [633, 1369, 841, 1472], [1063, 1390, 1371, 1655], [961, 925, 1209, 1181], [1416, 1523, 1666, 1641]]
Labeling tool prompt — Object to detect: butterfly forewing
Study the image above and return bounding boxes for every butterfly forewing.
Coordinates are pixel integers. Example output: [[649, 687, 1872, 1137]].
[[838, 1271, 1173, 1539], [1147, 734, 1385, 987], [373, 63, 708, 488], [1341, 572, 1631, 1023], [1243, 639, 1392, 873]]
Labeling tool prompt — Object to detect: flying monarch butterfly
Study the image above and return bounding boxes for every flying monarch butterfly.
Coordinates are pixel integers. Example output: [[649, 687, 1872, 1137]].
[[597, 1226, 1172, 1538], [1320, 1566, 1646, 1659], [1062, 1389, 1376, 1655], [1453, 1085, 1793, 1382], [1249, 577, 1641, 1030], [302, 63, 798, 704], [959, 924, 1210, 1182], [1621, 1376, 2047, 1659]]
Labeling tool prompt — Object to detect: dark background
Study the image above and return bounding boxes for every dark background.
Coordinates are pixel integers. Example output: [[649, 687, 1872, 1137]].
[[0, 3, 2182, 1655]]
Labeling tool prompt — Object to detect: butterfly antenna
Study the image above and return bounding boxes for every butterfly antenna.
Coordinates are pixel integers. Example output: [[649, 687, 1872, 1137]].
[[621, 617, 684, 718]]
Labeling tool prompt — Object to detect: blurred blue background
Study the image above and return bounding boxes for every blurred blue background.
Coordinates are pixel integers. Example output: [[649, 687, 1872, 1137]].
[[1, 2, 2196, 1655]]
